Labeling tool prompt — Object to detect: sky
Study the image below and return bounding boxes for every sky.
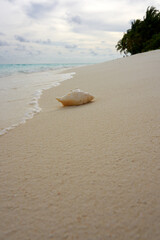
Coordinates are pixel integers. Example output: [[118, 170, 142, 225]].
[[0, 0, 160, 63]]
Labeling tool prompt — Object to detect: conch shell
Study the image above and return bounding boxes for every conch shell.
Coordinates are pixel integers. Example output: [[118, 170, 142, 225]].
[[56, 89, 94, 106]]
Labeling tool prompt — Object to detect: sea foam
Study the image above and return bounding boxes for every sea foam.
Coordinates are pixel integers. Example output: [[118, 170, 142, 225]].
[[0, 70, 75, 136]]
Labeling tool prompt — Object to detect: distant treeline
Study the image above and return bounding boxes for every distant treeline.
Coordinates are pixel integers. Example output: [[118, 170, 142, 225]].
[[116, 6, 160, 55]]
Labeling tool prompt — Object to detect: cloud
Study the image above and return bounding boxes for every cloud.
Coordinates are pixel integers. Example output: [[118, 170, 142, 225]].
[[15, 36, 55, 45], [7, 0, 15, 2], [14, 44, 26, 51], [25, 1, 58, 19], [90, 50, 98, 56], [35, 39, 54, 45], [2, 0, 158, 63], [0, 40, 9, 46], [15, 35, 30, 43], [65, 44, 77, 49], [14, 44, 42, 56], [15, 35, 78, 50], [68, 14, 129, 33], [70, 15, 82, 25]]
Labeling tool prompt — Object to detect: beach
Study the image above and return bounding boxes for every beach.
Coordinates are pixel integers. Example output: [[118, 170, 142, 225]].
[[0, 64, 79, 134], [0, 50, 160, 240]]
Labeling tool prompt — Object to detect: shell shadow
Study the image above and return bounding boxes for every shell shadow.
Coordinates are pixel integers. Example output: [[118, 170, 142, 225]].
[[55, 100, 95, 111]]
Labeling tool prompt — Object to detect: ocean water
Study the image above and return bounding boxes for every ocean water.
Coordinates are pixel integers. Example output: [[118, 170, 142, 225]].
[[0, 63, 82, 78], [0, 63, 84, 135]]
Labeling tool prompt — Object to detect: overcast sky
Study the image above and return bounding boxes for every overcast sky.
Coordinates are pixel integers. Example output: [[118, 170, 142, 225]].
[[0, 0, 159, 63]]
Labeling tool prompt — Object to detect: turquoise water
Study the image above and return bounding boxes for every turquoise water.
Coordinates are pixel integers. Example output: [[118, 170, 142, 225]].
[[0, 63, 85, 78]]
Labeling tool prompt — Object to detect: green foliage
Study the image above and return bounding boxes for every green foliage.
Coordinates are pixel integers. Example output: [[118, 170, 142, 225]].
[[143, 33, 160, 51], [116, 6, 160, 55]]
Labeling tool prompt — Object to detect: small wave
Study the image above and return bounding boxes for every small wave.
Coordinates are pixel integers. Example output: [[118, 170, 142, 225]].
[[0, 72, 75, 136]]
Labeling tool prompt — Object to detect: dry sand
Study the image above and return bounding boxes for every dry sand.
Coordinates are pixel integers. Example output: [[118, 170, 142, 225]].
[[0, 50, 160, 240]]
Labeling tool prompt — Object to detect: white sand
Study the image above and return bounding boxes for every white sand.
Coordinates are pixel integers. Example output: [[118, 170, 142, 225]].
[[0, 50, 160, 240]]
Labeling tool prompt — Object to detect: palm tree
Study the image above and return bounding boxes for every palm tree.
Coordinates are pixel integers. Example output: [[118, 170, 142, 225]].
[[115, 6, 160, 55], [142, 7, 160, 40]]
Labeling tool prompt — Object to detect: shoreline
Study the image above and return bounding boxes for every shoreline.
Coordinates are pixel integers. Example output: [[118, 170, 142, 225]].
[[0, 50, 160, 240], [0, 69, 76, 135]]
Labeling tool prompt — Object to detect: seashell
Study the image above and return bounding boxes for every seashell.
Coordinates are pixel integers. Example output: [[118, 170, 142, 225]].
[[56, 89, 94, 106]]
